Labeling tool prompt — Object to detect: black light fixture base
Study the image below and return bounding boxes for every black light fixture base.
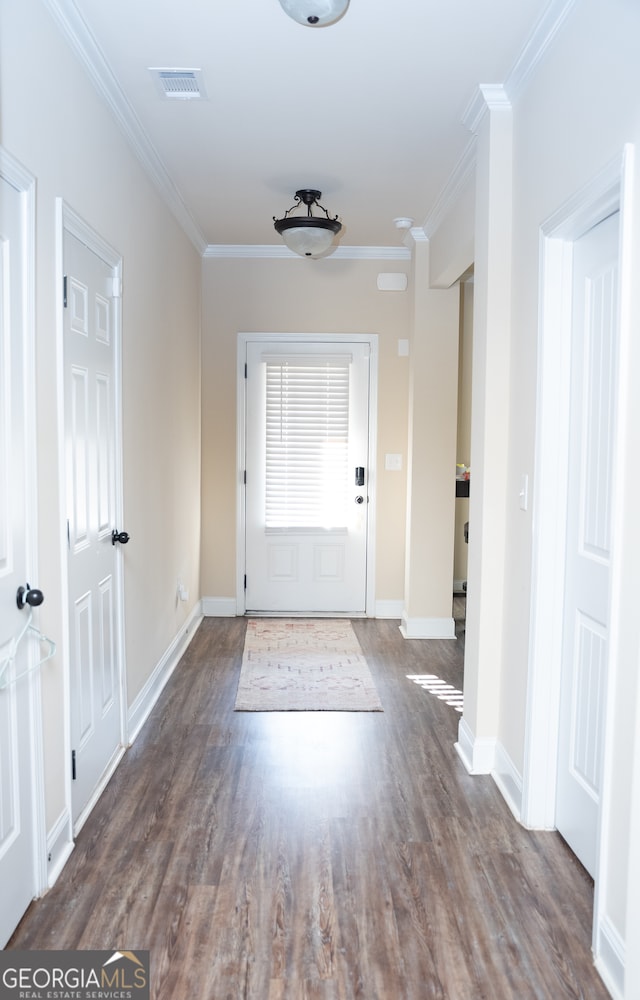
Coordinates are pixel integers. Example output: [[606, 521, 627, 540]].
[[296, 188, 322, 206], [273, 189, 342, 229]]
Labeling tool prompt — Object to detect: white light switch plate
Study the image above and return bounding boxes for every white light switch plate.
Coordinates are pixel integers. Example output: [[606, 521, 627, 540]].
[[385, 453, 402, 471]]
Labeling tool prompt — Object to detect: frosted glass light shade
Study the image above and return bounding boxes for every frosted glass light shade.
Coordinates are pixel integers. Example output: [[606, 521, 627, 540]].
[[278, 0, 349, 27], [280, 223, 339, 258]]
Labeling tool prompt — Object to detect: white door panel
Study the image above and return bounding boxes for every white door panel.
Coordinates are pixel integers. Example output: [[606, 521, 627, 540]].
[[64, 229, 123, 827], [556, 212, 619, 876], [0, 161, 40, 946], [244, 340, 371, 614]]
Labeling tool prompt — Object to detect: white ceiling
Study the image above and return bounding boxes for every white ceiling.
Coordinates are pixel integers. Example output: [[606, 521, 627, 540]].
[[53, 0, 552, 254]]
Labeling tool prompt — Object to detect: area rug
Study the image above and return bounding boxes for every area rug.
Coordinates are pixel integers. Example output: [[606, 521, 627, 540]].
[[235, 618, 383, 712]]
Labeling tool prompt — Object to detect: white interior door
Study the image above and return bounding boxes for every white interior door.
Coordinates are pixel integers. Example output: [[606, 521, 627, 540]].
[[0, 158, 41, 946], [555, 212, 619, 876], [244, 339, 372, 614], [64, 227, 124, 828]]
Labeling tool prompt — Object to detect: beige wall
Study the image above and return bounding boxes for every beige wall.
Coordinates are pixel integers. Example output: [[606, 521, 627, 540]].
[[200, 256, 411, 607], [402, 241, 460, 635], [1, 0, 202, 831]]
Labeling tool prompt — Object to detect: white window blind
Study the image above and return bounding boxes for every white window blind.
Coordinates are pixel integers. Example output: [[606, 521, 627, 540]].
[[265, 358, 350, 529]]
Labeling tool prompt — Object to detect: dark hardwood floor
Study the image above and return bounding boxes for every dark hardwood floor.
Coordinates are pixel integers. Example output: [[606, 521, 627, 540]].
[[8, 607, 610, 999]]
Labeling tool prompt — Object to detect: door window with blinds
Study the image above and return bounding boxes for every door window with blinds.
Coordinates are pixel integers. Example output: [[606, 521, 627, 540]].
[[264, 356, 350, 531], [243, 338, 373, 614]]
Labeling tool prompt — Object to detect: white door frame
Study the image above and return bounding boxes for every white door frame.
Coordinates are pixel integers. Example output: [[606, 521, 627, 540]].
[[522, 147, 634, 964], [56, 200, 127, 834], [0, 146, 47, 898], [236, 333, 378, 617]]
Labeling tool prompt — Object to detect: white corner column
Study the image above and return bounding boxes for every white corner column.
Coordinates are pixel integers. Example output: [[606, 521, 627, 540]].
[[401, 238, 460, 639], [456, 86, 513, 773]]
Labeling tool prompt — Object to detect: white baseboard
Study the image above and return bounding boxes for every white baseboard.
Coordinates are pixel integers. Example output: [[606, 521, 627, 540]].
[[456, 723, 524, 818], [594, 915, 625, 1000], [492, 741, 523, 822], [374, 599, 403, 619], [202, 597, 406, 620], [399, 613, 456, 639], [73, 746, 126, 836], [127, 603, 203, 743], [202, 596, 237, 617], [455, 717, 496, 774], [46, 809, 74, 890]]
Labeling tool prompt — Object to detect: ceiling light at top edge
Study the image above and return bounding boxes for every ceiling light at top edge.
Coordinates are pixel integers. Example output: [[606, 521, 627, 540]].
[[278, 0, 350, 27]]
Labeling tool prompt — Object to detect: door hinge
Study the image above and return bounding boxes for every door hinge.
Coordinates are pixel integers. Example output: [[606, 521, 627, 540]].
[[71, 749, 77, 781], [244, 574, 247, 591], [243, 470, 247, 485], [63, 274, 68, 308], [244, 363, 248, 379]]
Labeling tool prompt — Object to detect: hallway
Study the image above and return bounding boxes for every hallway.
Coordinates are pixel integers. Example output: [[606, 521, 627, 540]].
[[9, 616, 609, 999]]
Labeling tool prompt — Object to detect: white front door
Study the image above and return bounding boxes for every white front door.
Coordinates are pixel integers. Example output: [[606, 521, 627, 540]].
[[64, 226, 125, 829], [0, 156, 41, 946], [555, 212, 619, 877], [244, 339, 373, 614]]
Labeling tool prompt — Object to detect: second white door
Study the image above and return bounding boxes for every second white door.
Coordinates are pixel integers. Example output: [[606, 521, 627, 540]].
[[244, 339, 372, 614], [64, 227, 124, 828]]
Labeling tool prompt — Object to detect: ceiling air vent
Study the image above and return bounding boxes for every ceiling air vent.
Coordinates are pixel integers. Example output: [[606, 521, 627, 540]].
[[149, 68, 207, 100]]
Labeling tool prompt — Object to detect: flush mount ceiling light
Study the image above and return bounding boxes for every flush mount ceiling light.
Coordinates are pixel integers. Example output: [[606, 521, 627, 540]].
[[273, 189, 343, 258], [278, 0, 349, 27]]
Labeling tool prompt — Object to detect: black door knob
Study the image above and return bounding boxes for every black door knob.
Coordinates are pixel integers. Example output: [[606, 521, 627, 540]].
[[111, 530, 130, 545], [16, 584, 45, 610], [355, 495, 364, 504]]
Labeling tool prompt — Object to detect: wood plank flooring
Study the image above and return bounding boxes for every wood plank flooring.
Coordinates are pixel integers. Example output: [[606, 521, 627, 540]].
[[8, 611, 610, 999]]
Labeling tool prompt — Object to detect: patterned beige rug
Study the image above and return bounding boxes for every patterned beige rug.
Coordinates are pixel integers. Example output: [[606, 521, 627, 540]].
[[235, 618, 383, 712]]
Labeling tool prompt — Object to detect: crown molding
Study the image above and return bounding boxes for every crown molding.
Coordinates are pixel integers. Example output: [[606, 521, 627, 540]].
[[505, 0, 578, 102], [462, 0, 576, 135], [463, 84, 511, 134], [421, 139, 477, 239], [202, 245, 412, 260], [42, 0, 207, 255], [407, 227, 428, 246]]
